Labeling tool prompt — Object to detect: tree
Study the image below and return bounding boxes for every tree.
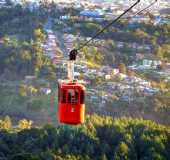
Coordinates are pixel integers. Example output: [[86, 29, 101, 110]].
[[114, 142, 130, 160], [2, 35, 10, 45], [0, 115, 170, 159], [134, 29, 149, 39], [82, 46, 104, 65], [127, 69, 134, 77], [18, 119, 33, 130], [118, 63, 126, 74], [156, 46, 164, 60], [34, 28, 45, 42], [19, 84, 27, 97], [0, 116, 12, 130], [101, 154, 108, 160]]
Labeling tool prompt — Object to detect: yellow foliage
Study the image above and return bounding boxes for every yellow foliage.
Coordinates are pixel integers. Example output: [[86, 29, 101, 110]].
[[0, 120, 4, 130], [19, 84, 38, 96], [0, 116, 12, 130], [18, 119, 33, 130], [28, 85, 38, 95], [19, 84, 27, 97]]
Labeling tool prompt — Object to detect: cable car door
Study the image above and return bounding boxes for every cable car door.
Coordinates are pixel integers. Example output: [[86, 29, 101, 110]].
[[67, 89, 79, 122]]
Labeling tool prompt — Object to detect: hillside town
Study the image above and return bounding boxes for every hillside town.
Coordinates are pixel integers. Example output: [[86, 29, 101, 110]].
[[31, 0, 170, 108], [0, 0, 170, 124], [0, 1, 170, 159]]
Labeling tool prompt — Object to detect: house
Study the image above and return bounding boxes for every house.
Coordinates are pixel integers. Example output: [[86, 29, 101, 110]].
[[120, 95, 130, 102], [143, 88, 157, 96], [90, 96, 100, 103], [136, 53, 145, 60], [105, 75, 111, 80], [143, 59, 152, 66], [130, 58, 163, 71], [138, 80, 151, 87], [0, 0, 6, 7], [101, 66, 112, 73], [0, 39, 4, 44], [40, 88, 51, 95], [74, 72, 80, 78], [112, 69, 119, 75], [131, 15, 150, 23], [60, 15, 71, 20], [25, 76, 36, 84], [143, 59, 162, 68], [48, 34, 56, 39], [80, 9, 104, 18], [117, 42, 124, 48]]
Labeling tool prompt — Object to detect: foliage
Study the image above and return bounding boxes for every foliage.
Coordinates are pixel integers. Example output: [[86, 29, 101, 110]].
[[0, 4, 47, 39], [82, 46, 104, 66], [133, 28, 150, 39], [0, 4, 56, 80], [18, 119, 33, 130], [153, 92, 170, 113], [19, 84, 38, 97], [118, 63, 127, 74], [0, 116, 12, 130], [19, 84, 28, 97], [0, 114, 169, 160], [155, 44, 170, 62], [0, 33, 55, 80]]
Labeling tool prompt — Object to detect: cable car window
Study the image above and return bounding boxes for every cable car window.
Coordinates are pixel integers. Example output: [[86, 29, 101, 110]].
[[75, 91, 79, 104], [68, 92, 71, 104], [68, 89, 79, 104], [80, 90, 85, 104], [61, 90, 66, 103]]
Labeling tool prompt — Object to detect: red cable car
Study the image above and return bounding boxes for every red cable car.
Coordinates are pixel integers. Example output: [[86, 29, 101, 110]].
[[58, 80, 86, 125]]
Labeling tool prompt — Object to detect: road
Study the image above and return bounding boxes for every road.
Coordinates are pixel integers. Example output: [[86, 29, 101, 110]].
[[43, 18, 68, 61], [43, 18, 65, 64]]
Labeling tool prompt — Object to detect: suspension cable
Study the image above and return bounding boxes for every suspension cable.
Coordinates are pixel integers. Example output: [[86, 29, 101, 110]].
[[76, 0, 141, 51], [129, 0, 157, 18], [68, 0, 158, 61], [85, 0, 158, 47]]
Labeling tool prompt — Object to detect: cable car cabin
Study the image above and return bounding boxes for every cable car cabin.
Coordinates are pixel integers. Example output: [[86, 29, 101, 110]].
[[58, 80, 85, 125]]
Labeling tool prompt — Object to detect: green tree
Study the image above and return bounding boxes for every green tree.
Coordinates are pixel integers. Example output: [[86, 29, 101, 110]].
[[156, 46, 164, 60], [34, 28, 45, 42], [118, 63, 126, 74], [18, 119, 33, 130], [134, 29, 149, 39], [19, 84, 27, 97], [0, 116, 12, 130], [114, 142, 130, 160]]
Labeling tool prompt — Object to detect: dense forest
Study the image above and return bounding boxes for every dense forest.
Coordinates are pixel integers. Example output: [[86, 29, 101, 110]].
[[0, 114, 170, 160], [0, 4, 56, 80]]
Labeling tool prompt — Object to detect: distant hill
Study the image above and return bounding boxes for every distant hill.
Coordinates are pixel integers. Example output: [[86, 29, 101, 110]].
[[0, 114, 170, 160]]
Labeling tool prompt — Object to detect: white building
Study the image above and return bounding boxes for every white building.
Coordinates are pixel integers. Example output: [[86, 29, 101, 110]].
[[0, 0, 6, 7]]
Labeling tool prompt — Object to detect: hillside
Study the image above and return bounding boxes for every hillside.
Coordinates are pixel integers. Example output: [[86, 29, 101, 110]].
[[0, 114, 170, 160], [0, 3, 170, 160]]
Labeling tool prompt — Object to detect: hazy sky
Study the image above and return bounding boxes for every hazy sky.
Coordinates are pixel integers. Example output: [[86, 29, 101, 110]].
[[13, 0, 170, 9]]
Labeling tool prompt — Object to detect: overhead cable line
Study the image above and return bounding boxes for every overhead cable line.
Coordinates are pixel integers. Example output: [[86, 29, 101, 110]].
[[76, 0, 141, 52], [68, 0, 158, 60], [131, 0, 157, 17]]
